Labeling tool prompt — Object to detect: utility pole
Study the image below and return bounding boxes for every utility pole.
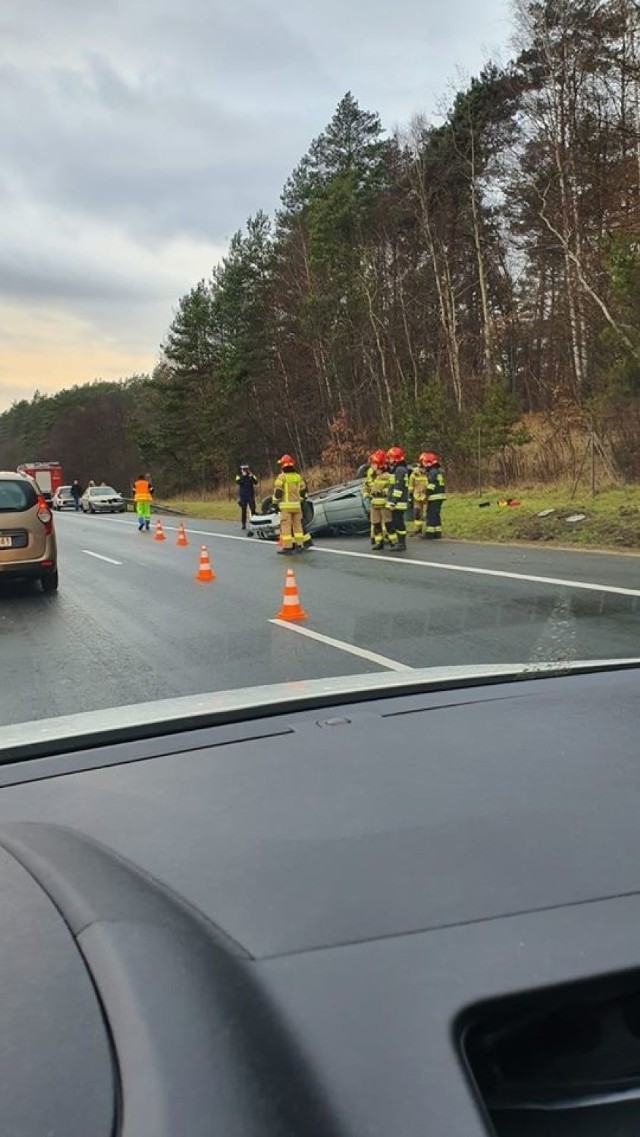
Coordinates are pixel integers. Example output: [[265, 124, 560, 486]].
[[477, 425, 482, 494]]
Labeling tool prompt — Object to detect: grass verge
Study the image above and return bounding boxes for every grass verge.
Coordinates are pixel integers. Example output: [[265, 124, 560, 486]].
[[445, 486, 640, 550], [164, 485, 640, 551]]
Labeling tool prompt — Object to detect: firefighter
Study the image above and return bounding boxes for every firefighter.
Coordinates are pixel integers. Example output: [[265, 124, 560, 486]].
[[273, 455, 311, 554], [424, 452, 446, 539], [409, 453, 430, 537], [363, 450, 390, 551], [385, 446, 409, 551], [364, 449, 388, 548], [133, 474, 153, 532]]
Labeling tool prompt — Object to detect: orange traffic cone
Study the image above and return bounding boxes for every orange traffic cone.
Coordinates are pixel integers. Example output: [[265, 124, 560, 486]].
[[176, 523, 189, 547], [275, 567, 307, 622], [195, 545, 216, 583], [154, 519, 167, 542]]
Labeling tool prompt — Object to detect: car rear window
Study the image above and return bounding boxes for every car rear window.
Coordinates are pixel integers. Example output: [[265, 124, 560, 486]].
[[0, 480, 38, 512]]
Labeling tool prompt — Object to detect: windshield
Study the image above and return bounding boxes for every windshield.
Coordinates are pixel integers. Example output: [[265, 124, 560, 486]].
[[0, 1, 639, 740]]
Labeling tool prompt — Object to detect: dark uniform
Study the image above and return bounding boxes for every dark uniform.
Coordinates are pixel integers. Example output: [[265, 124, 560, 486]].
[[385, 447, 409, 551], [235, 465, 258, 529], [425, 460, 446, 539]]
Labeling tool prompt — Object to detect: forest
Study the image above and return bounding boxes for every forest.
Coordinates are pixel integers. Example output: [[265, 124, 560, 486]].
[[1, 0, 639, 495]]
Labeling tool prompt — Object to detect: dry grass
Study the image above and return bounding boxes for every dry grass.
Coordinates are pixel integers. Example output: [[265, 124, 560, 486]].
[[164, 483, 640, 551]]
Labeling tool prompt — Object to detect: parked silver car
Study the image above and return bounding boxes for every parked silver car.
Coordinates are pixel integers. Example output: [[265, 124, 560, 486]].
[[81, 485, 125, 513], [52, 485, 76, 510]]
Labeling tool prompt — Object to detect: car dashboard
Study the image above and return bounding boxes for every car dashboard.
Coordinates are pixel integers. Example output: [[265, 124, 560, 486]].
[[0, 665, 639, 1136]]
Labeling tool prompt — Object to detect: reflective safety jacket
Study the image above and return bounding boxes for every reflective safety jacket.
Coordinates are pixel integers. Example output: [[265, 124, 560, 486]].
[[364, 468, 391, 508], [133, 478, 152, 503], [387, 463, 410, 510], [409, 467, 429, 502], [273, 470, 307, 511], [426, 464, 446, 501]]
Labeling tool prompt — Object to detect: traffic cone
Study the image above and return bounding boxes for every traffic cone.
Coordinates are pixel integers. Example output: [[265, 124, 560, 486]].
[[275, 567, 307, 622], [195, 545, 216, 583], [154, 519, 167, 541], [176, 523, 189, 547]]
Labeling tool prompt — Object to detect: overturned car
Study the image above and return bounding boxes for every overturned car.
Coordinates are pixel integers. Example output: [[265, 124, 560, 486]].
[[247, 476, 370, 540]]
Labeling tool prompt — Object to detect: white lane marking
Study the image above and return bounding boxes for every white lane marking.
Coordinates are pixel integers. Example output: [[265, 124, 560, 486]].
[[106, 517, 264, 545], [269, 619, 413, 672], [82, 550, 123, 566], [97, 517, 640, 598], [310, 546, 640, 599]]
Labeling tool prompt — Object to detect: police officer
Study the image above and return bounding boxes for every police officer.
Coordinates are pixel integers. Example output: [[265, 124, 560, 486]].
[[424, 452, 446, 539], [363, 450, 390, 551], [235, 463, 258, 531], [385, 447, 409, 551], [273, 455, 311, 554], [409, 453, 430, 538]]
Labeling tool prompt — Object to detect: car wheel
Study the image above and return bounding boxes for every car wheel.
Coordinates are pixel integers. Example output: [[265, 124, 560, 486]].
[[89, 506, 95, 513], [41, 570, 59, 594], [261, 495, 275, 513]]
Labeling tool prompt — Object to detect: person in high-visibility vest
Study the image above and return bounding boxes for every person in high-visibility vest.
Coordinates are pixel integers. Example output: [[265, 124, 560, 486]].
[[384, 447, 410, 551], [133, 475, 153, 532], [424, 452, 446, 539], [409, 453, 430, 537], [273, 455, 311, 555], [363, 450, 391, 551]]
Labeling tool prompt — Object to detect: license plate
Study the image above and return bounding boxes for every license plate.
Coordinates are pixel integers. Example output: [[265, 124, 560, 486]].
[[0, 536, 12, 548]]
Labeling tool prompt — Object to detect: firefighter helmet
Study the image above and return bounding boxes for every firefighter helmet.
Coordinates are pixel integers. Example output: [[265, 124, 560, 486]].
[[386, 446, 405, 464], [423, 451, 439, 466], [277, 454, 295, 467], [369, 449, 386, 467]]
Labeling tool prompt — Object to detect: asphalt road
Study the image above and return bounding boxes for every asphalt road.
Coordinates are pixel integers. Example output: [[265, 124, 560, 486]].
[[1, 510, 639, 727]]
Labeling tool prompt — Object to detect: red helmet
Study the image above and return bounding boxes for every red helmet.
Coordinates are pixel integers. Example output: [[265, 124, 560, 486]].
[[423, 452, 439, 466], [278, 454, 295, 467], [386, 446, 405, 464], [369, 449, 386, 467]]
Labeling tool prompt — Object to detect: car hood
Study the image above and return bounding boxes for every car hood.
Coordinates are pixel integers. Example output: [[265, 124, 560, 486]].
[[0, 658, 638, 760]]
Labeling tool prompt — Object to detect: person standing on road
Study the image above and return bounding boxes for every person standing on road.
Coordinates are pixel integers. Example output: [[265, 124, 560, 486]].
[[273, 455, 311, 555], [133, 475, 153, 532], [409, 454, 430, 538], [235, 463, 258, 532], [385, 447, 410, 551], [70, 479, 82, 512], [363, 450, 390, 551], [424, 453, 446, 539]]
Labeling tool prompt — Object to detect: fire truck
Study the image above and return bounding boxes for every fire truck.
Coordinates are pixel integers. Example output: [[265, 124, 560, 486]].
[[16, 462, 63, 504]]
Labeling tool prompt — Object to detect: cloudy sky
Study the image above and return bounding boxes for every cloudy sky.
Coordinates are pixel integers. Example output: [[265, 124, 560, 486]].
[[0, 0, 512, 410]]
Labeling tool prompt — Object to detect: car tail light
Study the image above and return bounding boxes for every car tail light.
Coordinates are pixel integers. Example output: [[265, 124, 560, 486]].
[[37, 497, 53, 534]]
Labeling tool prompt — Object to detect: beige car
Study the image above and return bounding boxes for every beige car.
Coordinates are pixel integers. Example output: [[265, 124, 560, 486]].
[[0, 471, 59, 592]]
